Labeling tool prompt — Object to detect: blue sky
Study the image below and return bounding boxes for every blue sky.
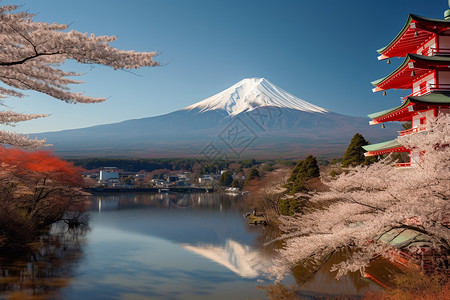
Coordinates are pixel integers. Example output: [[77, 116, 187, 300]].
[[2, 0, 449, 134]]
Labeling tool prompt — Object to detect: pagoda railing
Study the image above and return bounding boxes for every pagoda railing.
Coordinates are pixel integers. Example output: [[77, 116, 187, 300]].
[[430, 47, 450, 56], [398, 125, 427, 136], [402, 83, 450, 101], [395, 162, 412, 168]]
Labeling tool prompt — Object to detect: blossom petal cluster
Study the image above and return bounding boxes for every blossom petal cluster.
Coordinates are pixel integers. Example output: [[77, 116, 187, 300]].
[[0, 3, 159, 148], [267, 115, 450, 281]]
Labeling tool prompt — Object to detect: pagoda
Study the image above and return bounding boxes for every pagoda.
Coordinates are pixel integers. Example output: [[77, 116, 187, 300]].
[[363, 5, 450, 167]]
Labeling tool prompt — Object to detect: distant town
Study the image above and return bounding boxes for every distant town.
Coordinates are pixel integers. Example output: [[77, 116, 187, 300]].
[[82, 164, 254, 194]]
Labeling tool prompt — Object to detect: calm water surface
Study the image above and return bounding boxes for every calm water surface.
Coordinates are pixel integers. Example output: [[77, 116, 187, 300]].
[[63, 192, 277, 300], [0, 192, 381, 299]]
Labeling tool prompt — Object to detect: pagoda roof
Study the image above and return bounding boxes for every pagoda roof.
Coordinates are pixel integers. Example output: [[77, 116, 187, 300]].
[[408, 90, 450, 103], [362, 139, 407, 156], [372, 54, 450, 92], [377, 14, 450, 60], [368, 91, 450, 124], [368, 99, 412, 122]]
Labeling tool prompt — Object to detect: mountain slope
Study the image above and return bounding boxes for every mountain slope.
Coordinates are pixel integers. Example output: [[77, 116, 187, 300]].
[[184, 78, 328, 116], [37, 78, 399, 158]]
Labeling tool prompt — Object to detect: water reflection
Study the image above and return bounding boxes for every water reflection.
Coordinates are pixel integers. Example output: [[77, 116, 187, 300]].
[[88, 193, 381, 299], [293, 251, 380, 298], [0, 229, 85, 300], [0, 193, 386, 299], [92, 192, 247, 212], [53, 192, 273, 299], [261, 249, 384, 299], [182, 239, 272, 279], [89, 193, 256, 248]]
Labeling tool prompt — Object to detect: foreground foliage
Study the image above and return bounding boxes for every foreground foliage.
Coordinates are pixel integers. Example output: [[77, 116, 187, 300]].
[[266, 115, 450, 281], [0, 147, 88, 248]]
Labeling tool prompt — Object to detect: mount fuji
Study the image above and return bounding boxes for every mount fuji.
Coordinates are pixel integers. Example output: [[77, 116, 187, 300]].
[[38, 78, 399, 158], [184, 78, 328, 116]]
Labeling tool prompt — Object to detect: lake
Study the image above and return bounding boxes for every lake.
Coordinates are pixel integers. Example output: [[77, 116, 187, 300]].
[[0, 192, 381, 299]]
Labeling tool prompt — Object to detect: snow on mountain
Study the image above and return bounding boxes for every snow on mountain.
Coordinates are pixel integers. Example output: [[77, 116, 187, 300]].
[[36, 77, 400, 158], [183, 78, 328, 116]]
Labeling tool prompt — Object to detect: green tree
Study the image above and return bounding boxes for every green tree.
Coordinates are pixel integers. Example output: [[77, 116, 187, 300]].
[[244, 168, 260, 186], [241, 159, 257, 168], [279, 199, 301, 216], [231, 178, 243, 189], [341, 133, 371, 167], [218, 170, 233, 187], [285, 155, 320, 194], [247, 168, 260, 180]]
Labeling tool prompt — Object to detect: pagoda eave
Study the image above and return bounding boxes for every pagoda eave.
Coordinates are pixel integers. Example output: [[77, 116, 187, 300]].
[[377, 14, 450, 60], [372, 54, 450, 92], [368, 94, 450, 125], [364, 146, 408, 157], [362, 139, 406, 157], [408, 90, 450, 103], [371, 113, 413, 125]]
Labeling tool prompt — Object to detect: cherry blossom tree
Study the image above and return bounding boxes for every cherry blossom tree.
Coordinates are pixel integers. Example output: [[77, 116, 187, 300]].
[[266, 114, 450, 281], [0, 3, 159, 148]]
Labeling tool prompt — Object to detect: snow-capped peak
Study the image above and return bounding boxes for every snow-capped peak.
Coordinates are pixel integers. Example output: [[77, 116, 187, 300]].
[[183, 78, 328, 116]]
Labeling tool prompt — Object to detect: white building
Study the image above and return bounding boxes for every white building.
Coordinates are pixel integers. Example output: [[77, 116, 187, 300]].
[[99, 167, 119, 183]]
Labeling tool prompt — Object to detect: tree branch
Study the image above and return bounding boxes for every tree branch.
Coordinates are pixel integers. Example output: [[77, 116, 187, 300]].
[[0, 51, 63, 66]]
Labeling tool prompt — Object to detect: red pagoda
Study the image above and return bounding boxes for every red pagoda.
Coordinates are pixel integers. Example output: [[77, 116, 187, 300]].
[[363, 8, 450, 166]]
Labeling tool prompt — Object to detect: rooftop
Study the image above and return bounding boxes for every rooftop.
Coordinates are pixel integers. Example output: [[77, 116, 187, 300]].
[[377, 14, 450, 60]]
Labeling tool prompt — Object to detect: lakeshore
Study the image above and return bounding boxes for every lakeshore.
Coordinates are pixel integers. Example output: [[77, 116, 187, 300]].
[[0, 192, 382, 299], [88, 186, 214, 194]]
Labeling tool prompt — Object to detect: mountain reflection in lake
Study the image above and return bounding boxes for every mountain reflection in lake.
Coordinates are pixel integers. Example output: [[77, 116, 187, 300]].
[[0, 192, 382, 299], [60, 192, 276, 300]]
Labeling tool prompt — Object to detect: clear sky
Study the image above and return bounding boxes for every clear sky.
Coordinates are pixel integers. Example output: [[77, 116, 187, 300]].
[[1, 0, 449, 134]]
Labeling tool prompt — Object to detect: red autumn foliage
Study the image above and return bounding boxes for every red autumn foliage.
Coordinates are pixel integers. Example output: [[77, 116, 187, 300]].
[[0, 147, 82, 184], [0, 147, 88, 247]]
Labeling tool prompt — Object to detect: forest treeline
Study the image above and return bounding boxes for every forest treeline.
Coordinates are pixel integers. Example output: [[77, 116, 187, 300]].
[[69, 158, 300, 173]]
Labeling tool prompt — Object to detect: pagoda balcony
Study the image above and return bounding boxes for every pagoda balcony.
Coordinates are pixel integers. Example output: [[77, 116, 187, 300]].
[[429, 47, 450, 56], [395, 162, 413, 168], [402, 83, 450, 101], [398, 125, 427, 136]]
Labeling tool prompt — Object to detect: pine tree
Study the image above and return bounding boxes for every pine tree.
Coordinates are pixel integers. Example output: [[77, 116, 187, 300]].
[[285, 155, 320, 194], [341, 133, 370, 167]]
